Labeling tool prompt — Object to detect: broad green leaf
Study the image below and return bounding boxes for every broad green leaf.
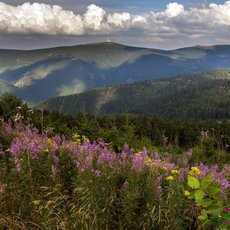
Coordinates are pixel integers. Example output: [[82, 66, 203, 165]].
[[199, 199, 212, 207], [206, 186, 220, 196], [201, 174, 213, 189], [207, 208, 222, 216], [198, 215, 207, 221], [209, 203, 222, 211], [188, 175, 200, 189], [195, 189, 204, 203], [223, 213, 230, 220], [201, 209, 208, 217], [188, 191, 195, 200]]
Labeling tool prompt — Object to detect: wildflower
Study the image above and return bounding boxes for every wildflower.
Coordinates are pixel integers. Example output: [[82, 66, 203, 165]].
[[189, 167, 201, 176], [186, 150, 192, 158], [72, 133, 80, 139], [94, 170, 101, 177], [156, 186, 162, 195], [166, 176, 174, 181], [46, 200, 52, 206], [224, 207, 230, 213], [171, 169, 179, 174], [47, 138, 52, 144], [221, 180, 230, 190], [44, 148, 49, 153], [145, 156, 152, 166], [135, 151, 141, 156], [82, 135, 90, 142], [32, 200, 41, 206], [5, 148, 11, 152], [122, 181, 129, 189], [184, 190, 190, 197]]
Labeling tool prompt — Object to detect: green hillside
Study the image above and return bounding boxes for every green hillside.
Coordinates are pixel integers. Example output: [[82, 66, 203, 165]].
[[0, 42, 230, 103], [43, 69, 230, 119]]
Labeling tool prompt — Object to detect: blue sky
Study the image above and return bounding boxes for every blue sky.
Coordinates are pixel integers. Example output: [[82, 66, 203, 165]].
[[0, 0, 229, 49]]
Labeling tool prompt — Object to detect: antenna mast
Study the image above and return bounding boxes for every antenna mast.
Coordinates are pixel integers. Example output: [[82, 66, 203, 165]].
[[106, 32, 111, 42]]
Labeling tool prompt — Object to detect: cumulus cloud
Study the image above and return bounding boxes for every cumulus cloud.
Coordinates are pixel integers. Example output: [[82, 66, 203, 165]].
[[0, 1, 230, 46]]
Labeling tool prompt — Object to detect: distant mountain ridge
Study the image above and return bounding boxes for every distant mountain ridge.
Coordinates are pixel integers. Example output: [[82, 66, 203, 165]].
[[0, 42, 230, 103], [42, 69, 230, 120]]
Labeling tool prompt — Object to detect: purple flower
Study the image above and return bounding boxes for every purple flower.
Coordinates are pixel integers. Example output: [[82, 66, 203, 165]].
[[186, 150, 192, 158], [53, 156, 60, 165], [224, 207, 230, 213], [156, 186, 162, 195], [220, 180, 230, 190], [94, 170, 101, 177], [120, 152, 127, 159], [122, 181, 129, 189]]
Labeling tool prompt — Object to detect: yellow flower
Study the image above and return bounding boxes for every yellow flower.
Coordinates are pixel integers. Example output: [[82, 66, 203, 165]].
[[73, 140, 80, 145], [47, 138, 52, 144], [46, 200, 52, 205], [5, 148, 11, 152], [189, 167, 201, 176], [166, 176, 174, 181], [72, 133, 80, 139], [44, 148, 49, 153], [135, 151, 141, 156], [145, 156, 152, 166], [184, 190, 190, 197], [32, 200, 41, 206], [162, 166, 167, 171], [82, 135, 90, 142], [171, 169, 179, 174]]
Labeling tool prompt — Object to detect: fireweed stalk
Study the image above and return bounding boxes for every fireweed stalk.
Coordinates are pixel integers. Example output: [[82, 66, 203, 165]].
[[0, 122, 229, 229]]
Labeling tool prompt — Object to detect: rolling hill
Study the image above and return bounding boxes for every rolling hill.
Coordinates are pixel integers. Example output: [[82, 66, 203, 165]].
[[42, 69, 230, 119], [0, 42, 230, 103]]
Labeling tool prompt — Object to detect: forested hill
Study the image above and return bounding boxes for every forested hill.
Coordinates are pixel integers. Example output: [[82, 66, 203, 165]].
[[41, 69, 230, 120]]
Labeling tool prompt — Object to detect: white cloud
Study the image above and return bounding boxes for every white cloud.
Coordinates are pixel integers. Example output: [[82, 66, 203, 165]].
[[107, 12, 131, 28], [165, 2, 184, 17], [83, 4, 106, 31], [0, 1, 229, 47]]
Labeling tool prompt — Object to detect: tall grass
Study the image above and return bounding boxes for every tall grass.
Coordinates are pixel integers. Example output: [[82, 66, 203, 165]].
[[0, 121, 229, 229]]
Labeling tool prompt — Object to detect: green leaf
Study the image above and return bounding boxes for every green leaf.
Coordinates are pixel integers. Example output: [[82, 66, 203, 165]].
[[188, 191, 195, 200], [198, 215, 207, 221], [206, 186, 220, 196], [207, 208, 222, 216], [201, 174, 213, 189], [195, 189, 204, 203], [209, 203, 222, 211], [201, 209, 208, 217], [188, 175, 200, 189], [199, 199, 213, 208], [223, 213, 230, 220]]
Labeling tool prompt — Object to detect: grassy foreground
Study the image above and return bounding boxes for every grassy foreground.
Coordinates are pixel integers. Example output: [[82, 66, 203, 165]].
[[0, 122, 229, 229]]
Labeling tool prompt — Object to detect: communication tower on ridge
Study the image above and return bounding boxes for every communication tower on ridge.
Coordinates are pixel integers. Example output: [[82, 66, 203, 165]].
[[106, 32, 111, 42]]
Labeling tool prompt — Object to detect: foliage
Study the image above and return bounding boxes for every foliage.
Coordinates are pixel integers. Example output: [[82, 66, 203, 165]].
[[186, 174, 230, 229], [0, 121, 229, 229]]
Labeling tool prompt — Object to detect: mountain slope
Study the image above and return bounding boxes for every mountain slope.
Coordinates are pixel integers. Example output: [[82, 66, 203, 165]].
[[42, 69, 230, 119], [0, 42, 230, 103]]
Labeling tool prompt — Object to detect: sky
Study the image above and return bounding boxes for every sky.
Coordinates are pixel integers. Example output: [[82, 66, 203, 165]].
[[0, 0, 229, 50]]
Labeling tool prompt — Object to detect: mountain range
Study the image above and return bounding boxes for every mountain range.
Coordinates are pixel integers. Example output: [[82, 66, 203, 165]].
[[0, 42, 230, 104]]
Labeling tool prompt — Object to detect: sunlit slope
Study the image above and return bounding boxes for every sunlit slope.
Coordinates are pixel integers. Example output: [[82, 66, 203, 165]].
[[0, 42, 229, 103]]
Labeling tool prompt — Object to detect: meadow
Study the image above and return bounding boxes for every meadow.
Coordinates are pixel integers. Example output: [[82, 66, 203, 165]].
[[0, 120, 229, 229]]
